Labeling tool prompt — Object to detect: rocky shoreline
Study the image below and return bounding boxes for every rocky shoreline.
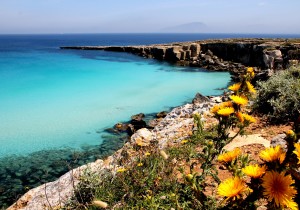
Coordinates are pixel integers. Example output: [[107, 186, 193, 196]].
[[61, 38, 300, 80], [8, 93, 219, 209], [9, 92, 300, 209], [9, 38, 300, 209]]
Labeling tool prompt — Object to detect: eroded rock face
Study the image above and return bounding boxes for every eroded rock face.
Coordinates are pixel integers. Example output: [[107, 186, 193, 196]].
[[263, 49, 283, 69], [152, 46, 166, 60], [62, 39, 300, 75], [190, 43, 200, 57]]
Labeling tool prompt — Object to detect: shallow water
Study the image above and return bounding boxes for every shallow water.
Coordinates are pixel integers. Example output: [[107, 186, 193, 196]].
[[0, 34, 234, 206], [0, 49, 231, 157]]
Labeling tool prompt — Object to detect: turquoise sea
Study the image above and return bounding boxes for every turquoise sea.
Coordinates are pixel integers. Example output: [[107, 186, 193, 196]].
[[0, 33, 299, 207]]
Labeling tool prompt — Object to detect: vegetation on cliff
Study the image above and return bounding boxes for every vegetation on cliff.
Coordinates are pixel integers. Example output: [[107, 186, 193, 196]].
[[64, 66, 300, 209], [254, 66, 300, 123]]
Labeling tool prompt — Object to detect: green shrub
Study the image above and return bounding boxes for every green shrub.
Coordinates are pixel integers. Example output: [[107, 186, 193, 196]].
[[253, 65, 300, 122]]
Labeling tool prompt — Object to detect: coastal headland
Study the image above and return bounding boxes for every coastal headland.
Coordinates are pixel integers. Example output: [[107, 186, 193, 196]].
[[9, 38, 300, 209], [61, 38, 300, 80]]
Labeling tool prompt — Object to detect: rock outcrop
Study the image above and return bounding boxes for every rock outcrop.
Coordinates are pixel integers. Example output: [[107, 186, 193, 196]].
[[61, 38, 300, 80]]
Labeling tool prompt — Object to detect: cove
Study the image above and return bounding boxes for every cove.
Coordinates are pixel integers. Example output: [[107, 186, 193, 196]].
[[0, 50, 230, 157], [0, 35, 230, 207]]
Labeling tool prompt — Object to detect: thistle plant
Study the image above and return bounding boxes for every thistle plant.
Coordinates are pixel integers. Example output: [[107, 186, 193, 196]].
[[184, 68, 257, 208], [218, 148, 250, 178], [217, 116, 300, 210], [188, 67, 299, 209], [211, 67, 257, 151]]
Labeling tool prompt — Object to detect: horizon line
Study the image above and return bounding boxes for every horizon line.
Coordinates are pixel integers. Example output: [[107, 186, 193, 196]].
[[0, 32, 300, 36]]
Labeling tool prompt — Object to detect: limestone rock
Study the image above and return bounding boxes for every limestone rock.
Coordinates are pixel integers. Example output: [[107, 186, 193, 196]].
[[180, 50, 186, 60], [131, 113, 145, 121], [192, 93, 210, 105], [206, 49, 214, 56], [165, 46, 183, 61], [224, 132, 270, 151], [130, 113, 146, 131], [185, 50, 191, 60], [148, 118, 162, 128], [156, 111, 168, 118], [190, 43, 200, 57], [152, 46, 166, 60], [263, 49, 283, 69], [131, 128, 153, 146], [270, 133, 287, 151], [114, 122, 130, 132]]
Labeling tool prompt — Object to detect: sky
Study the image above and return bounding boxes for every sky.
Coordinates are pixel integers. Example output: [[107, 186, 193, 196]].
[[0, 0, 300, 34]]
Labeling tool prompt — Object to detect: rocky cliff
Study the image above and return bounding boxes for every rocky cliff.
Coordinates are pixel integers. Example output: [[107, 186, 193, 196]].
[[61, 38, 300, 80]]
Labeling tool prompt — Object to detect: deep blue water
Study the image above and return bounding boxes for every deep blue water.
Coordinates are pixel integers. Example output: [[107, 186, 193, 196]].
[[0, 33, 299, 207]]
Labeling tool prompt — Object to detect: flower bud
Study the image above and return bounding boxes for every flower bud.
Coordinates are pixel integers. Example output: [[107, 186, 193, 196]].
[[160, 150, 169, 160], [92, 200, 108, 208], [186, 174, 193, 182]]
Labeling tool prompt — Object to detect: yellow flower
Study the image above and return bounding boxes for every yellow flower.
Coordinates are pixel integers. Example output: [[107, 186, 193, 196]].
[[137, 162, 143, 167], [210, 104, 220, 113], [293, 143, 300, 164], [208, 141, 214, 146], [262, 171, 298, 209], [117, 167, 127, 173], [236, 111, 244, 123], [228, 83, 241, 92], [242, 164, 266, 179], [246, 81, 256, 93], [283, 199, 299, 210], [230, 95, 248, 106], [218, 148, 241, 163], [242, 113, 256, 123], [247, 67, 254, 73], [145, 152, 151, 156], [219, 101, 233, 108], [181, 139, 189, 144], [218, 177, 249, 199], [286, 130, 295, 137], [92, 200, 108, 208], [217, 107, 235, 117], [211, 102, 233, 114], [259, 145, 286, 164], [250, 71, 255, 78]]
